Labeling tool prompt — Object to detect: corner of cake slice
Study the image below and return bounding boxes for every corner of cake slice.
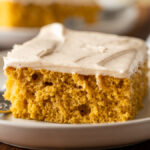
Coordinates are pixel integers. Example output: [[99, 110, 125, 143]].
[[3, 23, 148, 123]]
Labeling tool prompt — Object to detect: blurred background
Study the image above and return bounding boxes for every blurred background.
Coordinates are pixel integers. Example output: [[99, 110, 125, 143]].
[[0, 0, 150, 49]]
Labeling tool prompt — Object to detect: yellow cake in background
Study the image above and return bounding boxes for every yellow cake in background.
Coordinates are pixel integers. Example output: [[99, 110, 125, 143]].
[[0, 0, 100, 27], [3, 23, 148, 123]]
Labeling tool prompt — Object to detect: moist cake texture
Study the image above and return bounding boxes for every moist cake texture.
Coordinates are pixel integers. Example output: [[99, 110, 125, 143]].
[[0, 0, 100, 27], [4, 23, 148, 123]]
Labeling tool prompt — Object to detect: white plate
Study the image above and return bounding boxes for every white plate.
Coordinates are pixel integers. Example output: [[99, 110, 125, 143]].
[[65, 6, 139, 35], [0, 52, 149, 149], [98, 0, 138, 12], [0, 27, 39, 49]]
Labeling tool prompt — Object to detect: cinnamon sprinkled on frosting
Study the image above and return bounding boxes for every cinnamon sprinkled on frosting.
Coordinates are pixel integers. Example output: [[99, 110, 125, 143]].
[[4, 23, 147, 78]]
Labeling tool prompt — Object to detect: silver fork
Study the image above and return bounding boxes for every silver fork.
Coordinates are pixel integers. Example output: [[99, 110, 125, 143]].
[[0, 92, 11, 114]]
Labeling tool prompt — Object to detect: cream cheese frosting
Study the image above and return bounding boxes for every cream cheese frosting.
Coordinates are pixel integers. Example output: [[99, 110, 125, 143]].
[[0, 0, 98, 6], [4, 23, 147, 78]]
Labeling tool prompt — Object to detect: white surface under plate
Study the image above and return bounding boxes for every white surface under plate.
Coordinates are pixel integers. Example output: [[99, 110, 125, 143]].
[[0, 27, 39, 49], [0, 51, 149, 149]]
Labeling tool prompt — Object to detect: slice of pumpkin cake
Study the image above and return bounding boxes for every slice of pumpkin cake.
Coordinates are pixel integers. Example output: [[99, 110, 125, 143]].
[[0, 0, 100, 27], [3, 23, 148, 123]]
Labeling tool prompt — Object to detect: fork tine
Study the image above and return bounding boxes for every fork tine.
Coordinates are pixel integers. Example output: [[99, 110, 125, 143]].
[[0, 92, 11, 114]]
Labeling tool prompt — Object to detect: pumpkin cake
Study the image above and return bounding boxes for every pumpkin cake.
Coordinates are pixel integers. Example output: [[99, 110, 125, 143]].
[[3, 23, 148, 123], [0, 0, 100, 27]]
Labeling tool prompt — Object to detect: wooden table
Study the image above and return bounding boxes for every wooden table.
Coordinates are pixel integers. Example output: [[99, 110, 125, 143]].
[[127, 4, 150, 40], [0, 3, 150, 150], [0, 140, 150, 150]]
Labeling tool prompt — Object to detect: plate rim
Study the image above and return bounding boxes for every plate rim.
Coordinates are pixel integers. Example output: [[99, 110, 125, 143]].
[[0, 27, 39, 31], [0, 115, 149, 129]]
